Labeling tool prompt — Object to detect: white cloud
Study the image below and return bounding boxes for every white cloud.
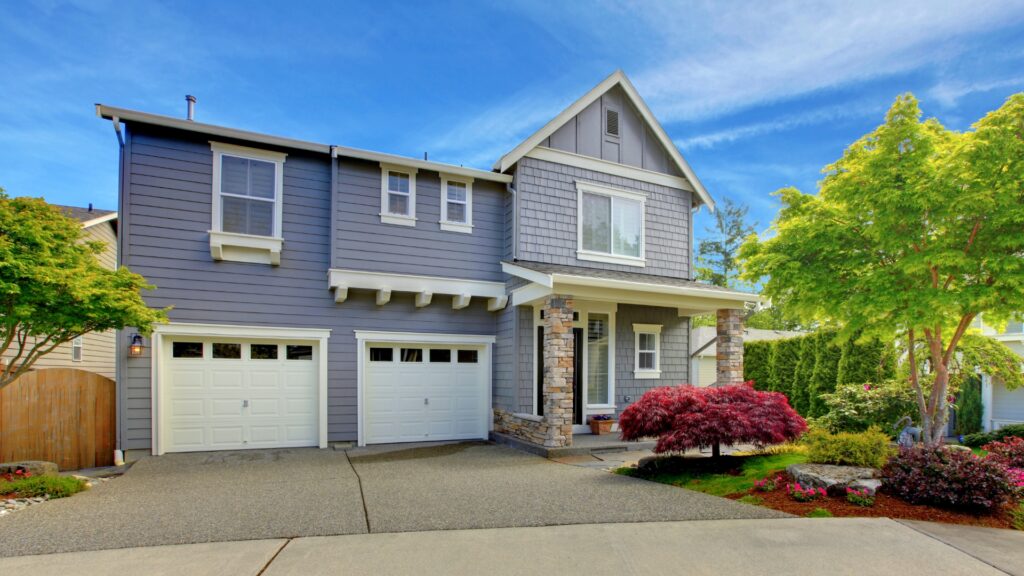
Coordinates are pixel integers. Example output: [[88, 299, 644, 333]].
[[928, 76, 1024, 108]]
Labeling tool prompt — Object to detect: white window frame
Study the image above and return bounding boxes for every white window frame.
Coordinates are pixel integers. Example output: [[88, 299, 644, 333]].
[[633, 323, 662, 379], [209, 142, 286, 265], [71, 336, 83, 362], [380, 163, 417, 226], [440, 173, 473, 233], [575, 181, 646, 267]]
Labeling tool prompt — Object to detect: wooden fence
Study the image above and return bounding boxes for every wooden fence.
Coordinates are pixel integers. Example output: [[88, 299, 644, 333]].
[[0, 368, 115, 470]]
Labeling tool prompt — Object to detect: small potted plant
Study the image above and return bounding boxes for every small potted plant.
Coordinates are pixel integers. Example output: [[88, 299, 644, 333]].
[[589, 414, 615, 435]]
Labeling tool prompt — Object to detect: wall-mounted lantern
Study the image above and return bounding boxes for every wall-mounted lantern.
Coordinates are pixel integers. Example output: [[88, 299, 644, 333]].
[[128, 333, 145, 357]]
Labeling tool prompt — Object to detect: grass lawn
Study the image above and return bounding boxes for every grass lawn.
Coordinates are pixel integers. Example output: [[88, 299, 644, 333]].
[[616, 452, 808, 497], [0, 475, 85, 499]]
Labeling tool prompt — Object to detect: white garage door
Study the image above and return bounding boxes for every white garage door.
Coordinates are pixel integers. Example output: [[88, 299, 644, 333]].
[[364, 343, 489, 444], [162, 338, 319, 453]]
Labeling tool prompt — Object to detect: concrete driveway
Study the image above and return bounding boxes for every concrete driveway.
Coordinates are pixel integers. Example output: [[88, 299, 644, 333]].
[[0, 442, 785, 557]]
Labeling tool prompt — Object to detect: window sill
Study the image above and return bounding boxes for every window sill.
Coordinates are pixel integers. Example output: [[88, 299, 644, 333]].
[[209, 230, 283, 265], [380, 213, 417, 227], [439, 221, 473, 234], [576, 250, 645, 268], [586, 406, 616, 415], [634, 369, 662, 380]]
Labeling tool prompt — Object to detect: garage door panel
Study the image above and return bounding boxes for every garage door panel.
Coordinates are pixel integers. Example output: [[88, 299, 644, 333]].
[[169, 399, 205, 418], [250, 372, 281, 388], [211, 399, 244, 417], [210, 426, 245, 446]]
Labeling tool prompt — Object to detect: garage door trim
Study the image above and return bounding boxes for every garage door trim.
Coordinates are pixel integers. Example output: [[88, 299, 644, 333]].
[[152, 323, 331, 455], [354, 331, 495, 447]]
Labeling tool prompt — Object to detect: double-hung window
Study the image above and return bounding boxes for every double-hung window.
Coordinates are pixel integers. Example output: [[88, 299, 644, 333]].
[[380, 163, 417, 226], [633, 324, 661, 379], [440, 174, 473, 233], [576, 181, 645, 267], [210, 142, 286, 265]]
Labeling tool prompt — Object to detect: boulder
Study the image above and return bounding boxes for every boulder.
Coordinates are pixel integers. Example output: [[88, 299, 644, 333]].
[[786, 463, 879, 495], [943, 444, 973, 455], [0, 461, 58, 477], [848, 478, 883, 496]]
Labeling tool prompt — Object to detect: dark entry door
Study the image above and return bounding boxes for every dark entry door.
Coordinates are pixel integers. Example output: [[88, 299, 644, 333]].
[[535, 325, 584, 425]]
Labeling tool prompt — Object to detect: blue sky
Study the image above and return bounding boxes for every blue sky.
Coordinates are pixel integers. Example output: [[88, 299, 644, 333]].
[[2, 0, 1023, 242]]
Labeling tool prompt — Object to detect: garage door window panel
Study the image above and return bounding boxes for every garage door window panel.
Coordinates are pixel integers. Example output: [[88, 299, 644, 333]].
[[401, 348, 423, 362], [286, 345, 313, 360], [212, 343, 242, 359], [430, 349, 452, 363], [250, 344, 278, 359], [457, 350, 478, 363], [370, 347, 394, 362], [172, 342, 204, 358]]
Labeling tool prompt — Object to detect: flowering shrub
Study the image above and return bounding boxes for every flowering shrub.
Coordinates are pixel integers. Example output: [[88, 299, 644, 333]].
[[882, 445, 1015, 512], [618, 382, 807, 454], [845, 487, 875, 507], [983, 437, 1024, 468], [0, 469, 33, 482], [754, 474, 784, 492], [1007, 468, 1024, 496], [802, 426, 894, 468], [787, 482, 827, 502]]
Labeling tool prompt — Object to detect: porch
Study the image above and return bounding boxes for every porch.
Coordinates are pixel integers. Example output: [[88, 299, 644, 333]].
[[494, 261, 759, 450]]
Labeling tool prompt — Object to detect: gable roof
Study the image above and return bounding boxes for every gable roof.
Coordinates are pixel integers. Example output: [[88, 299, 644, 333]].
[[493, 70, 715, 209], [51, 204, 117, 228]]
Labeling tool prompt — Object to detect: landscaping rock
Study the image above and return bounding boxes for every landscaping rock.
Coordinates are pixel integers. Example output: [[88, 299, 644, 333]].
[[787, 463, 879, 495], [0, 461, 58, 477], [848, 478, 883, 496], [943, 445, 973, 455]]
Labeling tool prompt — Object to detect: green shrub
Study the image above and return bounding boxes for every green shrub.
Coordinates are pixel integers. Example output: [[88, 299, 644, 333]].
[[954, 375, 984, 436], [0, 475, 85, 499], [808, 331, 842, 417], [744, 340, 774, 391], [790, 337, 815, 415], [1012, 502, 1024, 531], [815, 380, 918, 435], [769, 337, 803, 394], [837, 336, 895, 385], [962, 424, 1024, 447], [807, 508, 833, 518], [803, 426, 894, 468]]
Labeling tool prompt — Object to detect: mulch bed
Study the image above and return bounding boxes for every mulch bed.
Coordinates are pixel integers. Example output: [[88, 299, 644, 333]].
[[729, 484, 1017, 529]]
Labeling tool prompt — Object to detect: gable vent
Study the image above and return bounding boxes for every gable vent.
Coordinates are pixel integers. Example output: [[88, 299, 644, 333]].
[[605, 108, 620, 137]]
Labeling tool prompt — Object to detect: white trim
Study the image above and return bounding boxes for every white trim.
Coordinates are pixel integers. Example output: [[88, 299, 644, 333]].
[[440, 173, 474, 233], [150, 322, 331, 456], [492, 70, 715, 209], [80, 212, 118, 229], [380, 163, 417, 226], [328, 268, 507, 310], [576, 180, 646, 267], [209, 142, 286, 265], [527, 147, 694, 192], [551, 273, 759, 304], [354, 330, 495, 447], [633, 323, 662, 379], [511, 283, 554, 307], [982, 374, 994, 433], [501, 262, 554, 287], [95, 104, 511, 184]]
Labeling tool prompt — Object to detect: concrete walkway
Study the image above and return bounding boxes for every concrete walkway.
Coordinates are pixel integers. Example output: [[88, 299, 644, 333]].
[[0, 443, 782, 557], [1, 518, 1019, 576]]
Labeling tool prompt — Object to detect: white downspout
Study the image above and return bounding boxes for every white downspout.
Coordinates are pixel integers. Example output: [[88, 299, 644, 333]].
[[981, 374, 994, 432]]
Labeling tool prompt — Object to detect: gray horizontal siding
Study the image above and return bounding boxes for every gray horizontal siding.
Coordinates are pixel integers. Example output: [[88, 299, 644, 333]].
[[334, 158, 506, 282], [516, 156, 692, 279], [119, 125, 498, 450]]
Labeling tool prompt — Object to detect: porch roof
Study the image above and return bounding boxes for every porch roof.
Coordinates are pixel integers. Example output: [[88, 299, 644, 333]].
[[502, 260, 760, 313]]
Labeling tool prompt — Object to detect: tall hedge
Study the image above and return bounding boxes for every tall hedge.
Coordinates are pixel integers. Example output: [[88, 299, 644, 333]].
[[808, 331, 842, 417], [743, 340, 774, 391], [954, 375, 983, 436], [837, 335, 895, 385], [789, 336, 815, 415], [768, 336, 803, 394]]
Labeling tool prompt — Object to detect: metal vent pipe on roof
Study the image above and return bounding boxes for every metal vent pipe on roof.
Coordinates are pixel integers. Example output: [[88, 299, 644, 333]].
[[186, 95, 196, 121]]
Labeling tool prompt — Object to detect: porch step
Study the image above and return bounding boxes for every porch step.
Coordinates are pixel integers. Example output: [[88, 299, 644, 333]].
[[489, 431, 656, 458]]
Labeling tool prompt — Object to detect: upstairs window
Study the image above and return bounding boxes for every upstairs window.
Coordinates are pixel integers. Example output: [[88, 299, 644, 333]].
[[211, 143, 285, 238], [577, 181, 645, 267], [380, 163, 417, 226], [440, 174, 473, 233]]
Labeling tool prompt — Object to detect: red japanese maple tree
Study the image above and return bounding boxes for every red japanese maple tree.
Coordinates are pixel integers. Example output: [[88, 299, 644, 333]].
[[619, 382, 807, 456]]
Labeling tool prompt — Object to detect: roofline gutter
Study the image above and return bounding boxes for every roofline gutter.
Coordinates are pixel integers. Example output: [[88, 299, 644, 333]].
[[95, 104, 512, 184]]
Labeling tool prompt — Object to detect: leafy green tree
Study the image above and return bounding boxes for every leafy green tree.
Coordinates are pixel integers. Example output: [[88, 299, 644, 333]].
[[0, 193, 167, 389], [696, 198, 756, 288], [745, 304, 803, 331], [740, 93, 1024, 444], [808, 331, 842, 417], [743, 340, 774, 390]]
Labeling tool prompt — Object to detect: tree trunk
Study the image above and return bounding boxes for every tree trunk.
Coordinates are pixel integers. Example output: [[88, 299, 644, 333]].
[[712, 443, 721, 458], [928, 367, 951, 445]]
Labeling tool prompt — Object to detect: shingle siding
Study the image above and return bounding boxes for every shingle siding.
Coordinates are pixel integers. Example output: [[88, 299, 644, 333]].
[[614, 305, 690, 415], [515, 156, 691, 279]]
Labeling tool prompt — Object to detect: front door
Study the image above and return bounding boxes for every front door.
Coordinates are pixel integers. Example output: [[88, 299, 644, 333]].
[[534, 326, 585, 426]]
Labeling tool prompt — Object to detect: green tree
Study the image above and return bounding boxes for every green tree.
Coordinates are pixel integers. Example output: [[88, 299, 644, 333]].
[[790, 336, 816, 415], [740, 93, 1024, 444], [696, 198, 756, 288], [837, 336, 894, 386], [743, 340, 774, 390], [954, 375, 983, 436], [808, 331, 842, 418], [768, 336, 802, 395], [0, 193, 167, 389]]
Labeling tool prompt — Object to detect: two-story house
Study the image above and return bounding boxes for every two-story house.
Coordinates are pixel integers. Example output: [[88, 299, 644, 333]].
[[96, 71, 757, 457]]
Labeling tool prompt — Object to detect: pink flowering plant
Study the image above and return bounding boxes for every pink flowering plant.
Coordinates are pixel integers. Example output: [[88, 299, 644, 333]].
[[787, 483, 827, 502], [1007, 468, 1024, 496], [845, 487, 875, 507], [982, 437, 1024, 469], [754, 474, 784, 492]]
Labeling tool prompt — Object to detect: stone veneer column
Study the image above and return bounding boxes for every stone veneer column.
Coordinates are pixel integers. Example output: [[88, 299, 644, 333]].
[[542, 294, 575, 447], [716, 308, 744, 385]]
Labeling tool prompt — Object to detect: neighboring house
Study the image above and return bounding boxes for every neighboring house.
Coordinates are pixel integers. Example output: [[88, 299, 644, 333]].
[[977, 319, 1024, 432], [690, 326, 805, 387], [2, 205, 118, 380], [96, 70, 757, 456]]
